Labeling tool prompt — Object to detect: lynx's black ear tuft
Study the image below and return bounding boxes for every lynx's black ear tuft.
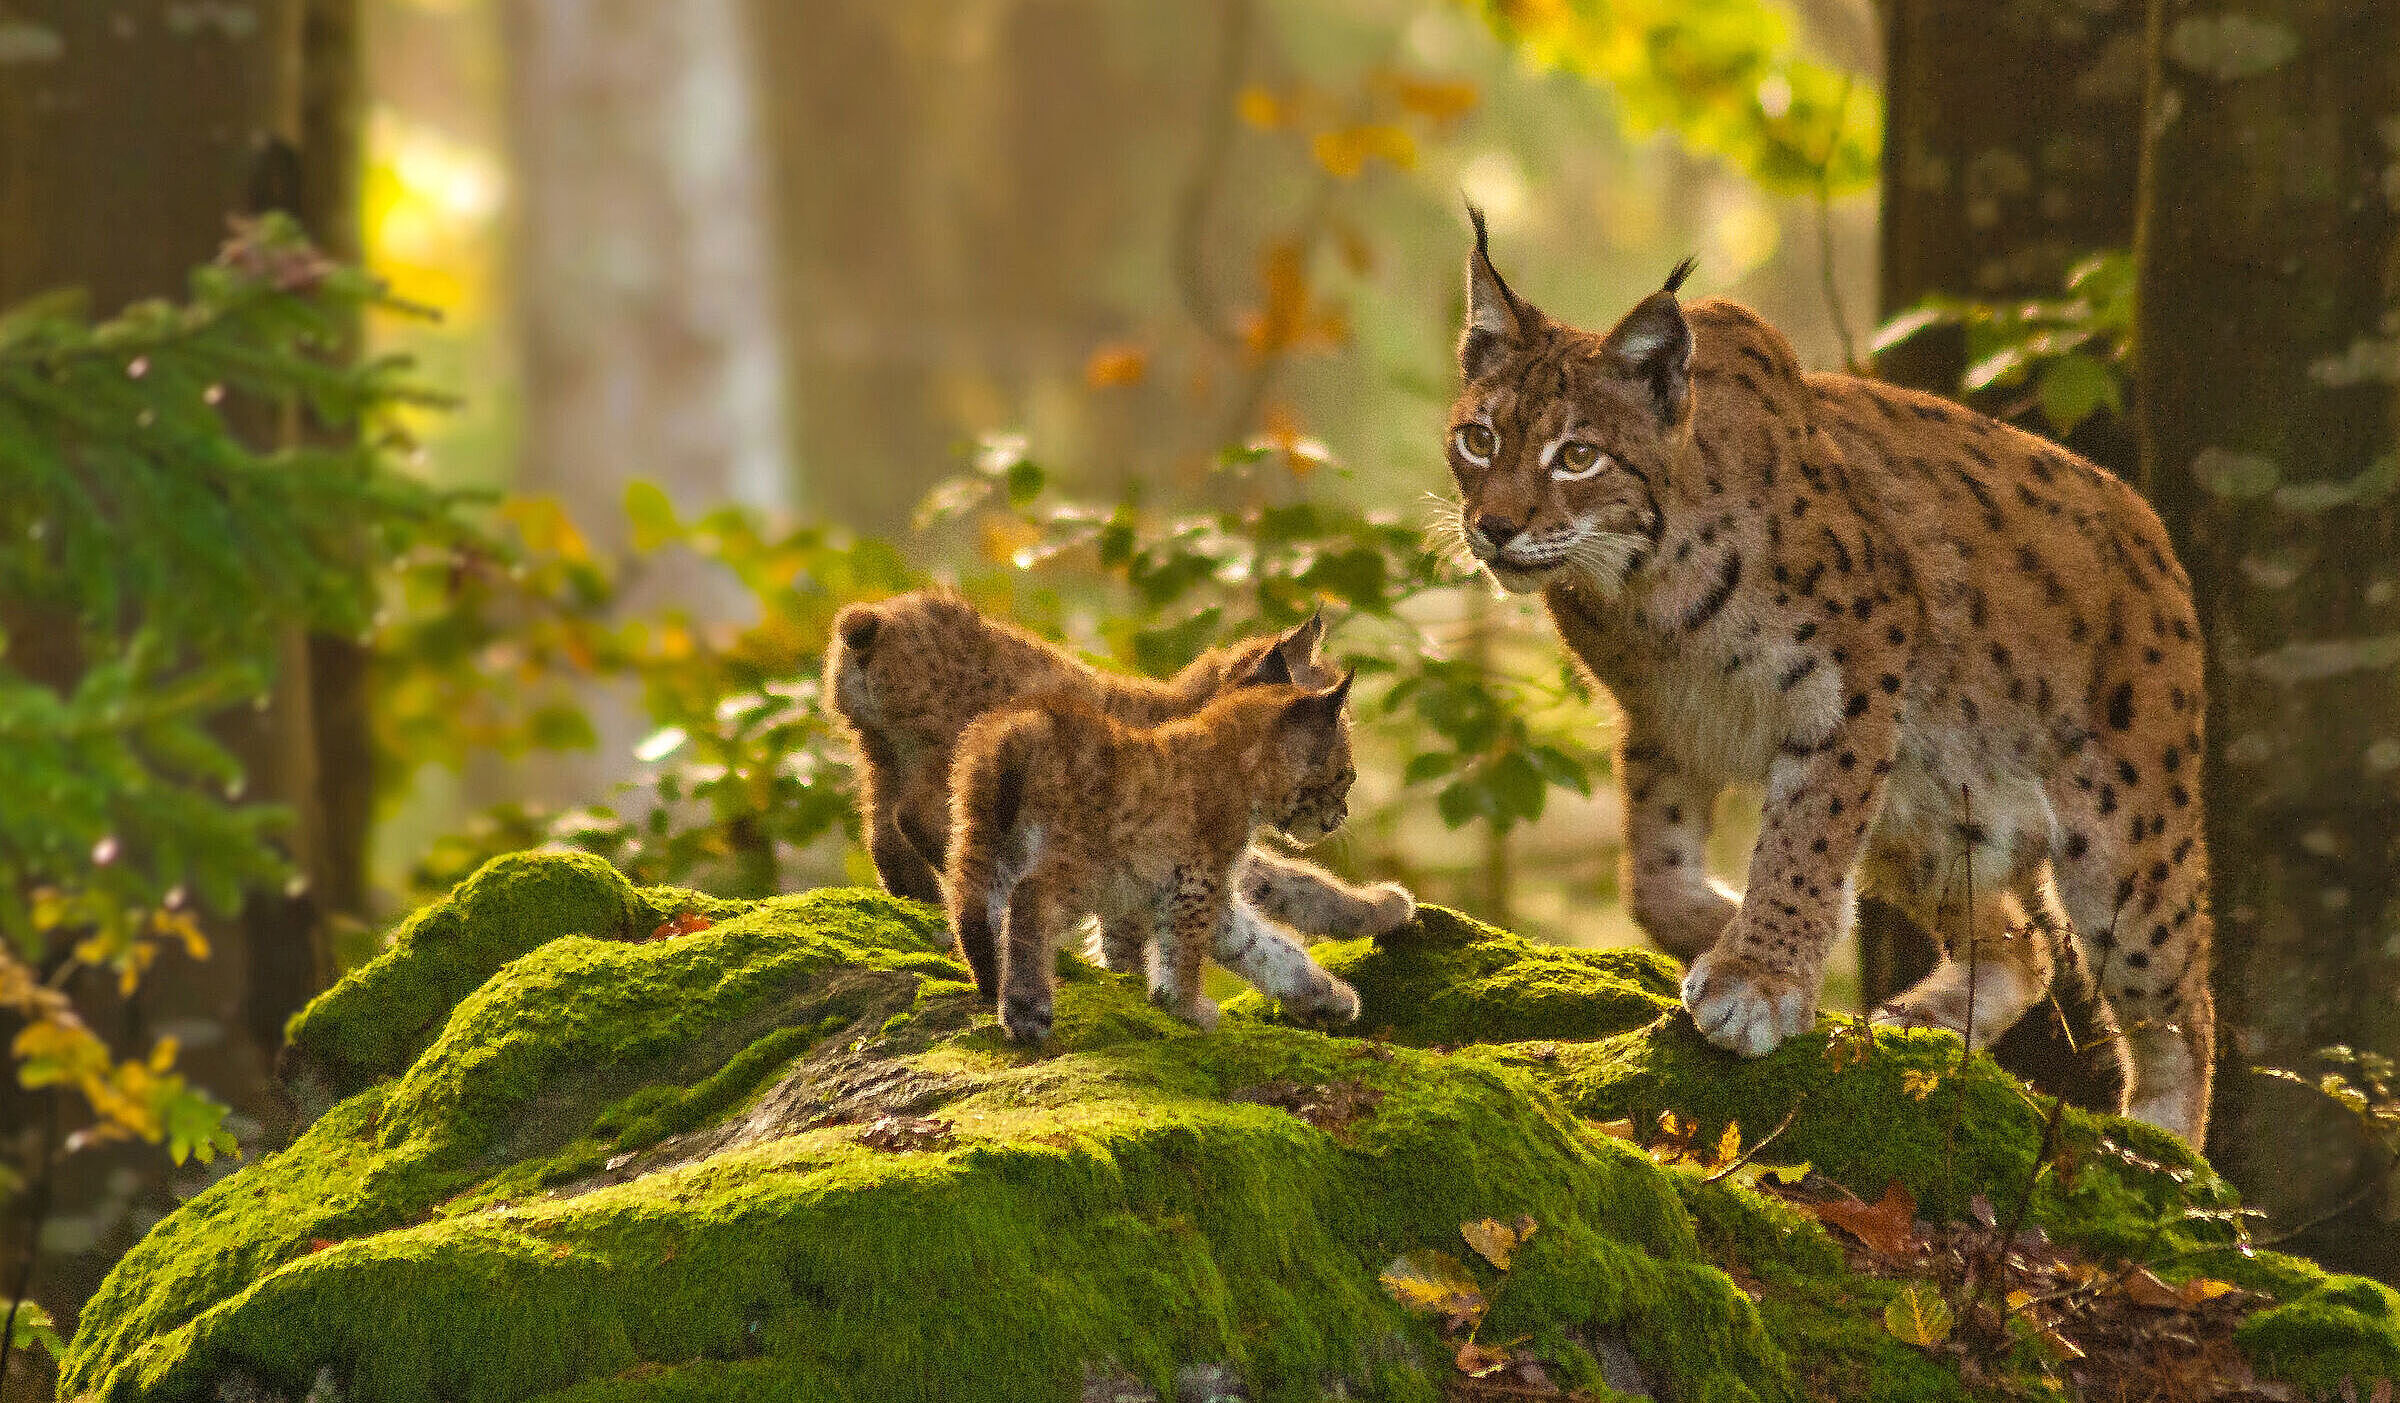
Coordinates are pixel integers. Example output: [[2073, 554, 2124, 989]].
[[1460, 202, 1545, 382], [1662, 256, 1697, 297]]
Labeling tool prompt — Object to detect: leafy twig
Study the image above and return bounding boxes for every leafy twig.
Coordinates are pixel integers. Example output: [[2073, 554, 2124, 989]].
[[1703, 1100, 1805, 1184]]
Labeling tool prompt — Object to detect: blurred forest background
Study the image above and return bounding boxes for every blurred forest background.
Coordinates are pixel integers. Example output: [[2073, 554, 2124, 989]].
[[1, 0, 2394, 1395]]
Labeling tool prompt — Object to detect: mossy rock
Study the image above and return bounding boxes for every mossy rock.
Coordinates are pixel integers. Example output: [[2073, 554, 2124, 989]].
[[70, 854, 2400, 1402]]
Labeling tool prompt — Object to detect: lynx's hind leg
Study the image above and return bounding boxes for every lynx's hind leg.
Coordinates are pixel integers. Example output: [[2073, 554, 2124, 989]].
[[1215, 897, 1360, 1025], [1238, 848, 1414, 938], [1866, 832, 2056, 1051], [2045, 741, 2214, 1145]]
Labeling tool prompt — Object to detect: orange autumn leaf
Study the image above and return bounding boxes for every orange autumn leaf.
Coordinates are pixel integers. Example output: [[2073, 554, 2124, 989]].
[[1083, 342, 1149, 389], [1804, 1179, 1919, 1257], [1454, 1340, 1510, 1378], [1236, 85, 1282, 129], [1388, 74, 1480, 125]]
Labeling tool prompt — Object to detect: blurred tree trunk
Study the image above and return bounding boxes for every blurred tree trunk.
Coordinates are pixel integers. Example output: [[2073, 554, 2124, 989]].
[[1869, 0, 2149, 1110], [0, 0, 364, 1362], [497, 0, 791, 808], [2135, 0, 2400, 1279]]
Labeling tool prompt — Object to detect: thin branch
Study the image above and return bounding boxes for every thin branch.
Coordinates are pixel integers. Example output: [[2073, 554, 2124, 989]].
[[1703, 1099, 1807, 1184]]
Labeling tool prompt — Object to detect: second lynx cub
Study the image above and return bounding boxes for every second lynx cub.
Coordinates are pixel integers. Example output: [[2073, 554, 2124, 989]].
[[945, 654, 1359, 1042], [825, 589, 1409, 1020]]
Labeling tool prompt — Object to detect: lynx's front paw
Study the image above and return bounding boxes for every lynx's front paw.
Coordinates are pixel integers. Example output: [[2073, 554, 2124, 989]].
[[1682, 945, 1819, 1058], [1001, 991, 1054, 1044], [1360, 883, 1417, 936], [1152, 988, 1221, 1032]]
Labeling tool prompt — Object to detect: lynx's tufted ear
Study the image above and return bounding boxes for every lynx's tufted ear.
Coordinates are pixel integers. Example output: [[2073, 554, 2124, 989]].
[[1280, 669, 1356, 736], [1459, 205, 1544, 382], [1600, 258, 1697, 426], [1275, 608, 1325, 668], [1241, 645, 1295, 689]]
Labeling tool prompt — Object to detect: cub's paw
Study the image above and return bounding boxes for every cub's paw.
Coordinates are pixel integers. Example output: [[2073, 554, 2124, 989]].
[[1286, 971, 1362, 1027], [1000, 991, 1054, 1044], [1359, 883, 1418, 937], [1871, 960, 2041, 1051], [1681, 946, 1818, 1058], [1151, 988, 1222, 1032]]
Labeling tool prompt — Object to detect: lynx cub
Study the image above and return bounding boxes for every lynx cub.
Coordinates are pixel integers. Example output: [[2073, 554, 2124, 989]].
[[945, 656, 1360, 1042], [1440, 211, 2215, 1143], [825, 590, 1407, 1021]]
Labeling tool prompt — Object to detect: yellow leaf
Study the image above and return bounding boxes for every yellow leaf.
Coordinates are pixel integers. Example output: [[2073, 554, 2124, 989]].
[[1378, 1249, 1487, 1323], [1713, 1120, 1743, 1168], [148, 1036, 180, 1073], [1311, 124, 1416, 180], [1884, 1282, 1954, 1347], [1460, 1217, 1531, 1272], [1236, 86, 1281, 130]]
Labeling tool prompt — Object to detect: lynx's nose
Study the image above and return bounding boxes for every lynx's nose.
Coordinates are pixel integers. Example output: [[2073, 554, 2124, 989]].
[[1475, 515, 1522, 549]]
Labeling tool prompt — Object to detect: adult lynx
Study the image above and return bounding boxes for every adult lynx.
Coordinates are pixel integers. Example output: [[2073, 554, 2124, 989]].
[[1437, 212, 2213, 1143]]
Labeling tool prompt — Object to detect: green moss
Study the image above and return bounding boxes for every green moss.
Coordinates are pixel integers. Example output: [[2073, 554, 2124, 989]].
[[68, 868, 2400, 1403], [2236, 1276, 2400, 1390]]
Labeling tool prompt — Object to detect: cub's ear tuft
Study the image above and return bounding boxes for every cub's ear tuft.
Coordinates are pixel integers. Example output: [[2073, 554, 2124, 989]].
[[1241, 645, 1295, 689], [1599, 286, 1694, 426], [1277, 607, 1326, 666], [1662, 255, 1697, 297], [1460, 204, 1544, 382], [835, 607, 881, 654]]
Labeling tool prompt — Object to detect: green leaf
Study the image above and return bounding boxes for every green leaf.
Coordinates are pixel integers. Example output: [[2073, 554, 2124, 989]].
[[1487, 750, 1548, 824], [1404, 750, 1459, 784], [2034, 353, 2121, 435], [1435, 779, 1487, 829], [1004, 456, 1046, 507], [8, 1299, 65, 1363], [1884, 1282, 1954, 1348], [1528, 745, 1591, 796], [1131, 608, 1223, 679], [624, 480, 682, 552]]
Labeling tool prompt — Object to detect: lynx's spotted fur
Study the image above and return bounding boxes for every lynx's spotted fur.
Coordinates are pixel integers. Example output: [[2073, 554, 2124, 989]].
[[945, 665, 1360, 1042], [825, 590, 1405, 1023], [1441, 212, 2214, 1143]]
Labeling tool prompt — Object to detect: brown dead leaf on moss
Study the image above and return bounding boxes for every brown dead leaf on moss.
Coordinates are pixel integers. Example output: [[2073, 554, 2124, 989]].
[[1230, 1077, 1384, 1136]]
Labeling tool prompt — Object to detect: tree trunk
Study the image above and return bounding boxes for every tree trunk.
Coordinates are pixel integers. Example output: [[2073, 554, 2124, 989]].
[[1870, 0, 2150, 1111], [2135, 0, 2400, 1281], [497, 0, 792, 811]]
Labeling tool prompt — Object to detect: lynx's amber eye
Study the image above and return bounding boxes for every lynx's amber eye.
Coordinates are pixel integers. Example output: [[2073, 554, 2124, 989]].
[[1453, 423, 1497, 464], [1552, 440, 1606, 481]]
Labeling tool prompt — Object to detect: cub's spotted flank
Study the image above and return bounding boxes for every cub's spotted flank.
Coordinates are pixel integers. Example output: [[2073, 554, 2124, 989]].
[[945, 662, 1360, 1042], [1439, 210, 2214, 1143]]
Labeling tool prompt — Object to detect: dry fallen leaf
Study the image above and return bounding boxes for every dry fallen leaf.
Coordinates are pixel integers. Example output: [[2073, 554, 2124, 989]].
[[1460, 1214, 1537, 1272], [645, 911, 713, 943], [1712, 1119, 1744, 1169], [1453, 1340, 1510, 1378], [1805, 1180, 1920, 1257], [1379, 1248, 1487, 1326]]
